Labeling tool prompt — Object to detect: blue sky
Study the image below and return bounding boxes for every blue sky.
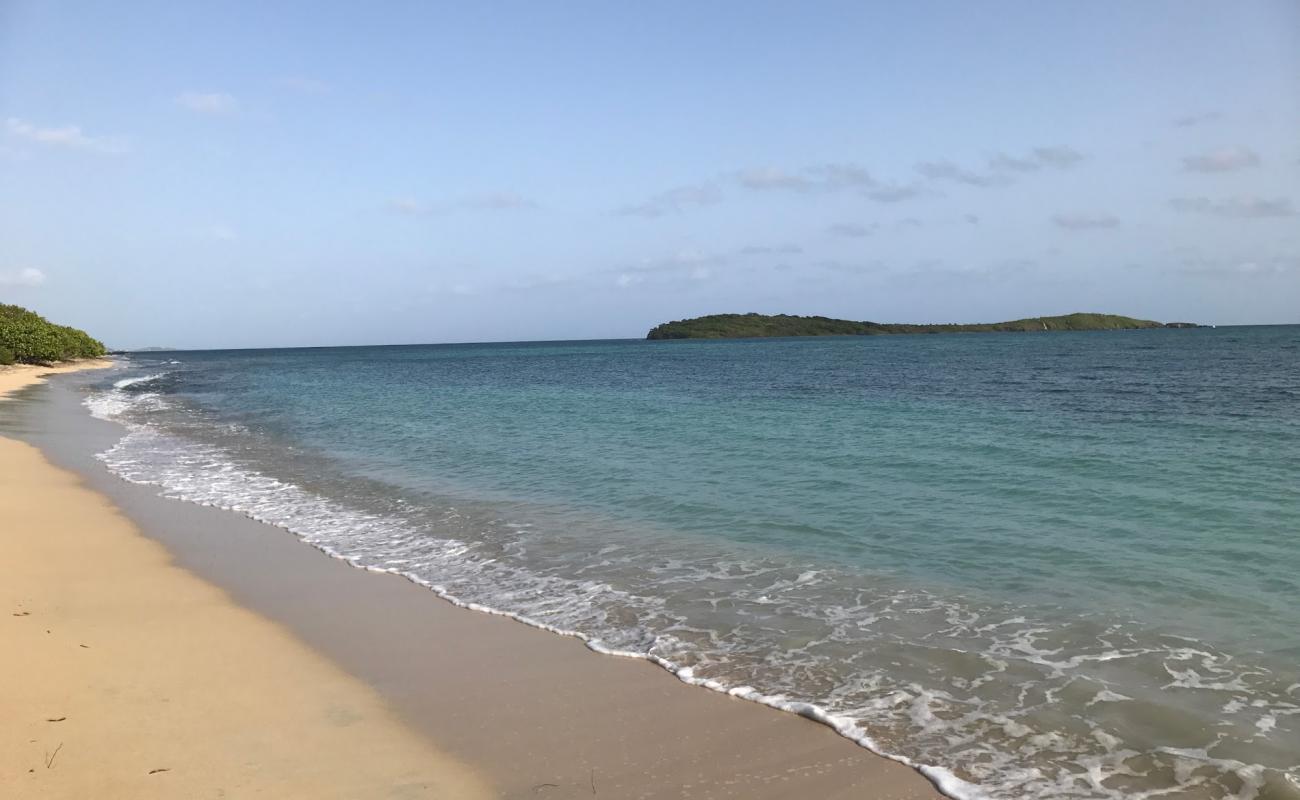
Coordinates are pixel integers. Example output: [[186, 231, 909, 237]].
[[1, 1, 1297, 348]]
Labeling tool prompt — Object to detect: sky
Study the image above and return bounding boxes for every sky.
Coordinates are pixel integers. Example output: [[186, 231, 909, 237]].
[[1, 1, 1298, 349]]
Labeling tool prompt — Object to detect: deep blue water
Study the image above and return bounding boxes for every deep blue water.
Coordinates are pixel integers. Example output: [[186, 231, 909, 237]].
[[86, 327, 1300, 799]]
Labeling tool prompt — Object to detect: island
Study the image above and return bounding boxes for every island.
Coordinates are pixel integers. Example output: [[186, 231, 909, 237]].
[[647, 312, 1198, 340]]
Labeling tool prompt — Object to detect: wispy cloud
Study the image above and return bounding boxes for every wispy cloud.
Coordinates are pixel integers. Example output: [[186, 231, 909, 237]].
[[1181, 146, 1260, 173], [918, 146, 1084, 187], [390, 192, 539, 215], [827, 222, 877, 237], [916, 159, 1010, 187], [388, 197, 427, 215], [990, 146, 1086, 172], [734, 163, 875, 193], [1169, 196, 1295, 219], [175, 91, 238, 115], [738, 243, 803, 256], [865, 183, 925, 203], [736, 167, 817, 192], [1053, 212, 1121, 230], [616, 182, 722, 217], [1174, 253, 1297, 278], [623, 145, 1079, 218], [5, 118, 126, 154], [1032, 146, 1087, 169], [1174, 111, 1224, 128], [461, 192, 537, 210], [498, 273, 573, 292], [276, 76, 330, 95], [815, 259, 888, 275], [808, 163, 875, 188], [605, 248, 728, 287], [200, 224, 238, 241], [0, 267, 47, 287]]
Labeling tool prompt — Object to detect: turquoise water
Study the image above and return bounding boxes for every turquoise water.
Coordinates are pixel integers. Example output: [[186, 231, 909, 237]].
[[86, 327, 1299, 798]]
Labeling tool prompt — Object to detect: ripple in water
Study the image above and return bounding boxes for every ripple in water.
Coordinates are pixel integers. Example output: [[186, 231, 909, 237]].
[[85, 365, 1300, 800]]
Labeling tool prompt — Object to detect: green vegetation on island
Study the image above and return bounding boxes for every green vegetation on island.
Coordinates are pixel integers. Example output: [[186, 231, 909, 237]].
[[0, 303, 108, 365], [646, 312, 1185, 340]]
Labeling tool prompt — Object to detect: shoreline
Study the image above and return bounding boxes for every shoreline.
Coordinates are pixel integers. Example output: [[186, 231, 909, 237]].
[[2, 364, 944, 798], [1, 361, 492, 799]]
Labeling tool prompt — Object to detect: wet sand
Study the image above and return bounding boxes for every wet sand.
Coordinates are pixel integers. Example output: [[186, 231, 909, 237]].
[[1, 365, 943, 799], [1, 363, 491, 799]]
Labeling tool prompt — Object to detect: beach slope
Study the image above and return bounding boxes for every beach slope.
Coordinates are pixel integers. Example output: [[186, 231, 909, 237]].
[[1, 364, 491, 799]]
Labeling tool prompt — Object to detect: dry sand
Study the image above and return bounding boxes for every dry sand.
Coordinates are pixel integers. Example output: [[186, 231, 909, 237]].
[[1, 362, 492, 799]]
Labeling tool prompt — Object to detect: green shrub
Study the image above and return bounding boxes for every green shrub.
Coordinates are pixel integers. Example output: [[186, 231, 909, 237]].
[[0, 304, 106, 364], [0, 345, 15, 365]]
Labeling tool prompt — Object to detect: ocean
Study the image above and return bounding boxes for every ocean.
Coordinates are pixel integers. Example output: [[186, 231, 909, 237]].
[[81, 327, 1299, 799]]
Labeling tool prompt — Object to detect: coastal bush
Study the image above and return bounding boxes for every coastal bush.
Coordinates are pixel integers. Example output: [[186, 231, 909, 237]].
[[0, 303, 107, 364], [0, 345, 14, 365]]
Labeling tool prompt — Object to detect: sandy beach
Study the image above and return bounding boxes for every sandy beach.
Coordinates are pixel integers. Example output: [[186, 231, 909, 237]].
[[1, 363, 942, 799], [1, 362, 492, 799]]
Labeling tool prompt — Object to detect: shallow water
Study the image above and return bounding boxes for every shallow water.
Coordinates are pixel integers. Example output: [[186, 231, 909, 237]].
[[81, 328, 1300, 799]]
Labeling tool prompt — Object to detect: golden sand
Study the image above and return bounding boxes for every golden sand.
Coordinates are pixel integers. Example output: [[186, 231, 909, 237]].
[[0, 362, 491, 799]]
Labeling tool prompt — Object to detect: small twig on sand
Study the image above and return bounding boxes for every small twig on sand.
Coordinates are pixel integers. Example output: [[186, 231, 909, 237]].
[[148, 768, 170, 775], [590, 768, 597, 795], [531, 784, 558, 793], [44, 743, 63, 769], [46, 717, 66, 723]]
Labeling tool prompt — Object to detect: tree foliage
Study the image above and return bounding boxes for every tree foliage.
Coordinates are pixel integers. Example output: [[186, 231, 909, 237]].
[[646, 312, 1175, 340], [0, 303, 107, 364]]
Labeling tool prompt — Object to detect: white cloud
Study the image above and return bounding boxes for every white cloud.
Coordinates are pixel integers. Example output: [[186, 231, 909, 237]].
[[1181, 146, 1261, 173], [0, 267, 47, 287], [5, 118, 126, 154], [1052, 213, 1121, 230], [1169, 196, 1295, 219], [615, 273, 644, 288], [175, 91, 238, 114]]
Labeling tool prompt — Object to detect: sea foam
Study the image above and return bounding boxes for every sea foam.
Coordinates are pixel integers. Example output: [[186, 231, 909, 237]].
[[81, 368, 1300, 800]]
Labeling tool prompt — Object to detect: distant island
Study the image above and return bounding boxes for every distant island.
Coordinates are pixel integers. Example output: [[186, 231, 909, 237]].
[[647, 312, 1202, 340]]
